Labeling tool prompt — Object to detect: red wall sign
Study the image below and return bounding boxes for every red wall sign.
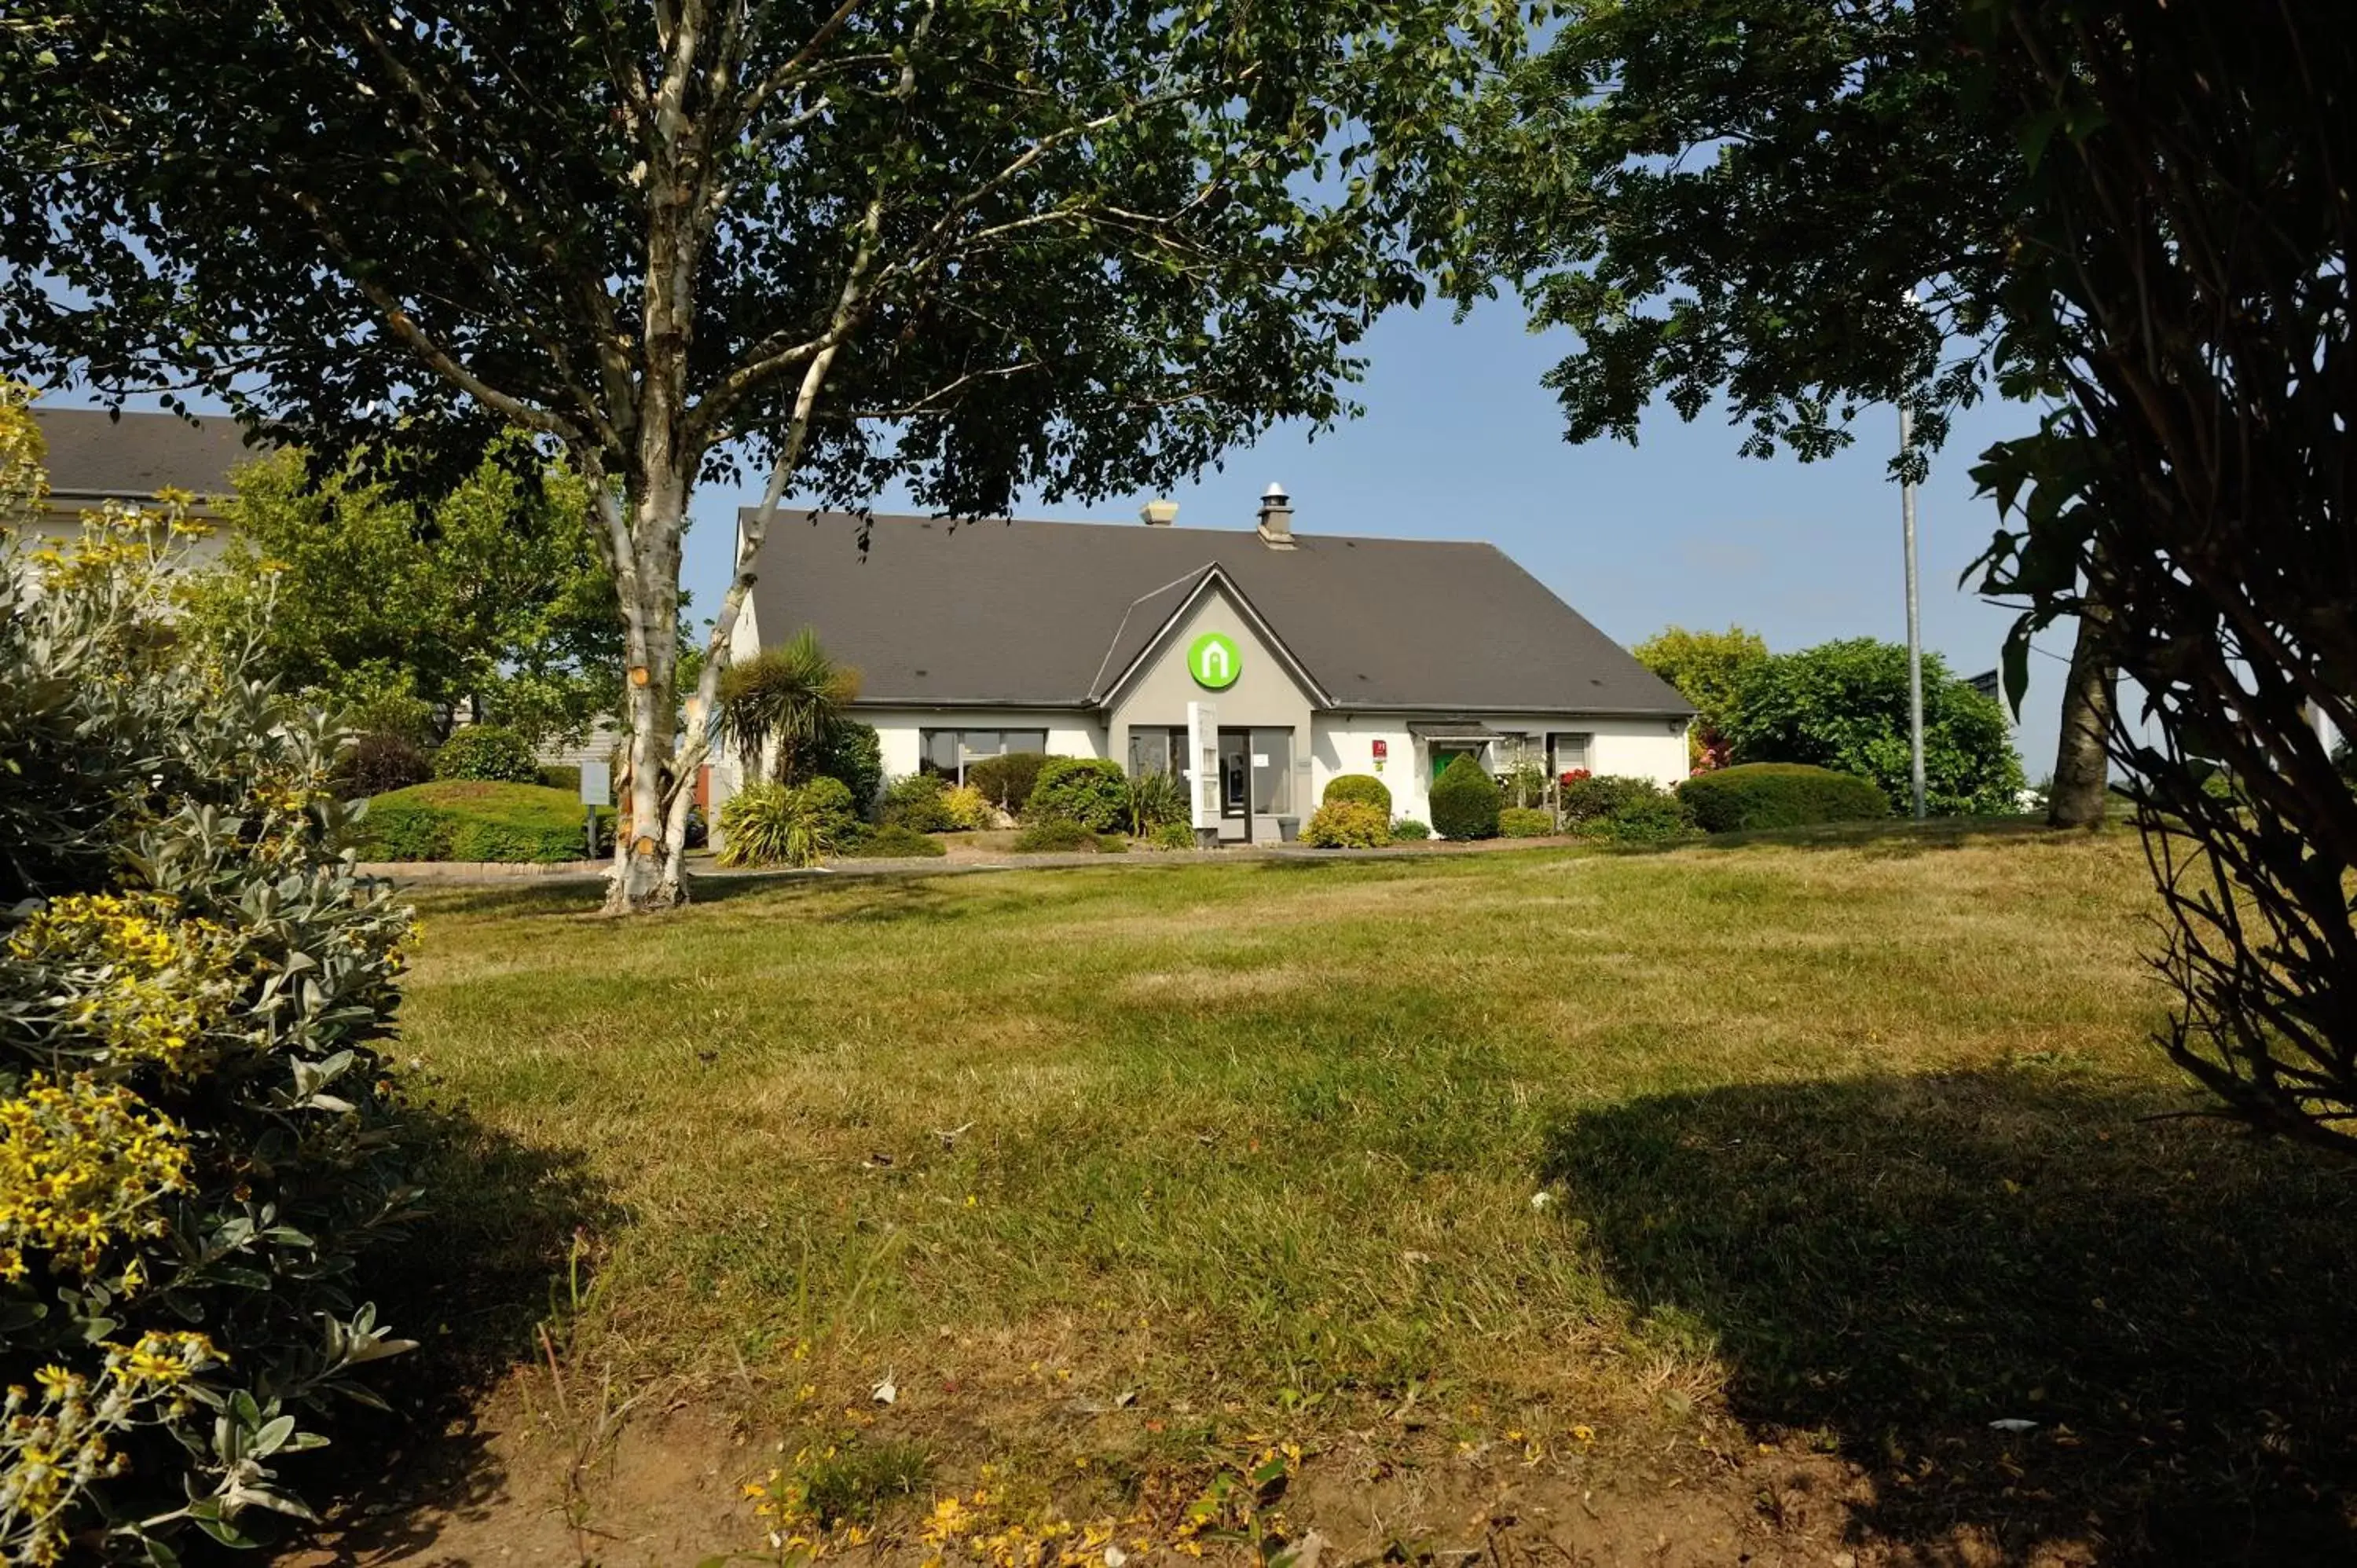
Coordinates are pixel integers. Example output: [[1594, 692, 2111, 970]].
[[1372, 739, 1388, 759]]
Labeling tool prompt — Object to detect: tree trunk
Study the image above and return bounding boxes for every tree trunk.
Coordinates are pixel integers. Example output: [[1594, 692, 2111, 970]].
[[2048, 586, 2116, 830], [607, 460, 690, 911]]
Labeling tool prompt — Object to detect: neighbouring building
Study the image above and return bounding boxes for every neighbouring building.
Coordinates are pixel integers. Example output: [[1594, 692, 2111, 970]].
[[18, 407, 260, 572], [733, 488, 1695, 841]]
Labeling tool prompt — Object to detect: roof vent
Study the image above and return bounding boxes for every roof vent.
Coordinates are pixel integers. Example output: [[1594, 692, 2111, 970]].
[[1140, 499, 1179, 526], [1256, 482, 1296, 550]]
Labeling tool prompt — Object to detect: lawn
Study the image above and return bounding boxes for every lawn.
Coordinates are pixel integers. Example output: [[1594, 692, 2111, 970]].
[[383, 825, 2357, 1564]]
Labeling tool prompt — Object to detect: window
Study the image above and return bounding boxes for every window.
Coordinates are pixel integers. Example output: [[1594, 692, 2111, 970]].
[[918, 728, 1046, 784], [1126, 726, 1189, 780], [1548, 732, 1593, 778]]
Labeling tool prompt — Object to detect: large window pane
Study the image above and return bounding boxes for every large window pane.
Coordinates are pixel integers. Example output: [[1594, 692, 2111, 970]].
[[920, 730, 958, 777], [1005, 731, 1047, 754], [1250, 727, 1293, 815], [1128, 728, 1171, 779]]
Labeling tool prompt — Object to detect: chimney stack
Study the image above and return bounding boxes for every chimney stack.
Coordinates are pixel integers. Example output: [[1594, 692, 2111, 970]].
[[1256, 482, 1296, 549], [1140, 499, 1179, 526]]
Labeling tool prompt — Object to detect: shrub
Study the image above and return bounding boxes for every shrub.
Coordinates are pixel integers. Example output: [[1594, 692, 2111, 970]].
[[1677, 763, 1893, 833], [1560, 773, 1669, 827], [1391, 818, 1431, 840], [1011, 818, 1105, 853], [1585, 792, 1696, 844], [837, 823, 948, 859], [939, 783, 996, 831], [717, 779, 853, 867], [1301, 800, 1392, 848], [343, 730, 435, 797], [2, 513, 422, 1561], [433, 723, 541, 783], [1727, 639, 2025, 815], [811, 721, 883, 814], [1322, 773, 1391, 815], [1125, 769, 1188, 833], [1146, 821, 1200, 851], [878, 772, 953, 832], [1025, 757, 1128, 830], [1498, 805, 1556, 837], [965, 750, 1047, 814], [356, 780, 604, 863], [1429, 754, 1501, 840]]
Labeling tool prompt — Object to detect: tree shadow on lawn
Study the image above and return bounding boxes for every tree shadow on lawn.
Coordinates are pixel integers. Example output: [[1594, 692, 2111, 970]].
[[274, 1102, 621, 1563], [1677, 815, 2058, 859], [1541, 1069, 2357, 1565]]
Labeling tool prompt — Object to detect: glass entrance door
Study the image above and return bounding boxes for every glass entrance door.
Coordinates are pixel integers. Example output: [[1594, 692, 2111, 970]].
[[1218, 728, 1252, 837]]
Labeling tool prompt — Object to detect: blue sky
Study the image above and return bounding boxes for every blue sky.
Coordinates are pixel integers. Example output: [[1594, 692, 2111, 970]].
[[684, 295, 2080, 782]]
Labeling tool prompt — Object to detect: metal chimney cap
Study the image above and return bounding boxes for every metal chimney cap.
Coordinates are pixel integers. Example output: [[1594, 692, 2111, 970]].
[[1263, 482, 1288, 499]]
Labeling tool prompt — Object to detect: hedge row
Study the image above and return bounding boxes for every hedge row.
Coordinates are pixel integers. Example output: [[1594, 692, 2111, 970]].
[[352, 781, 607, 863], [1677, 762, 1891, 833]]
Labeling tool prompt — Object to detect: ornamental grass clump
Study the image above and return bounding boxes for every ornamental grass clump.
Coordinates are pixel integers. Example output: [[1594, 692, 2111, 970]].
[[1, 507, 422, 1563]]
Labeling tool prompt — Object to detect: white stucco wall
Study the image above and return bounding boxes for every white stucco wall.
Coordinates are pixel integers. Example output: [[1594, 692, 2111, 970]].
[[1310, 713, 1690, 826]]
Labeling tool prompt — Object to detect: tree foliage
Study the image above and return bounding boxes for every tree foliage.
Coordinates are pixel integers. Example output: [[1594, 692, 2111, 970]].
[[0, 0, 1521, 909], [1728, 639, 2023, 817], [1963, 1, 2357, 1151], [713, 629, 860, 785], [1461, 0, 2011, 469], [180, 445, 621, 746], [1633, 625, 1768, 769]]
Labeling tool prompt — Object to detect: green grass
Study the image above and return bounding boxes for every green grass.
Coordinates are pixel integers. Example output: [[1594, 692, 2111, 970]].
[[392, 822, 2357, 1558]]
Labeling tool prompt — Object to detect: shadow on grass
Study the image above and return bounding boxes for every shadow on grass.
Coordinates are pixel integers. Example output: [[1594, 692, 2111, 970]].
[[1541, 1070, 2357, 1565], [282, 1101, 620, 1563], [1677, 814, 2061, 859]]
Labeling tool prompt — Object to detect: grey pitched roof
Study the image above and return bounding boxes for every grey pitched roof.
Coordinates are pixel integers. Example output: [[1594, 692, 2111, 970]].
[[746, 511, 1695, 717], [31, 408, 263, 502]]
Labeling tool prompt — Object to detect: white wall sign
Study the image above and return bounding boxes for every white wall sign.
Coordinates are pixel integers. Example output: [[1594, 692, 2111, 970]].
[[1186, 701, 1219, 830]]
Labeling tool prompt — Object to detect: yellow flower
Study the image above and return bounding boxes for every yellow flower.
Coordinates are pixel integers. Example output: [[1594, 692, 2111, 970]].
[[0, 1075, 190, 1276]]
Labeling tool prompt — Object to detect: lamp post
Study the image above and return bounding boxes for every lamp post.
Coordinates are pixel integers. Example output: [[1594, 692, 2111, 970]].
[[1898, 400, 1928, 821]]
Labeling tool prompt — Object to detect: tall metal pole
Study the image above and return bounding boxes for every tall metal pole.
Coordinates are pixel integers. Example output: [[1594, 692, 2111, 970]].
[[1899, 405, 1928, 820]]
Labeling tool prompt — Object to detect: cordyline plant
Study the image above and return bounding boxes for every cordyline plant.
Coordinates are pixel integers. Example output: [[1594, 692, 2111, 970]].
[[0, 0, 1522, 910], [1965, 0, 2357, 1151]]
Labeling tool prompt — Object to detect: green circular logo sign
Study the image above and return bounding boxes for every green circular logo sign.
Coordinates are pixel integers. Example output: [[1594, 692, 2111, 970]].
[[1188, 632, 1241, 690]]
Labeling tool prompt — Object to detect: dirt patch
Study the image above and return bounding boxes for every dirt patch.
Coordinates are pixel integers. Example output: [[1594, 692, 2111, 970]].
[[272, 1372, 2104, 1567]]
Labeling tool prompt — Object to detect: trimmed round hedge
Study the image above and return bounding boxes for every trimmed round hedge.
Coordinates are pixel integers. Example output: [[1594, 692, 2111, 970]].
[[1677, 762, 1891, 833], [1429, 754, 1501, 840], [1301, 799, 1391, 848], [1498, 805, 1555, 838], [431, 723, 541, 783], [1025, 757, 1128, 830], [355, 780, 606, 862], [1322, 773, 1392, 815]]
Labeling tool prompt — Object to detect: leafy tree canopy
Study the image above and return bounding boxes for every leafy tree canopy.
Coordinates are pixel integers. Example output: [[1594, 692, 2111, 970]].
[[0, 0, 1519, 907], [1460, 0, 2024, 471], [1633, 625, 1767, 764], [180, 442, 623, 747], [1728, 638, 2023, 817]]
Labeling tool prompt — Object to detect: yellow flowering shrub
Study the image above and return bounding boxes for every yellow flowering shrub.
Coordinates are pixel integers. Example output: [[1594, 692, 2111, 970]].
[[2, 493, 422, 1560], [7, 896, 236, 1073], [0, 1075, 189, 1284], [0, 1332, 217, 1568]]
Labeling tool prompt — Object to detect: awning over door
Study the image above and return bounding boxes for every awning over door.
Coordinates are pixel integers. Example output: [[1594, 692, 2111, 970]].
[[1407, 720, 1505, 743]]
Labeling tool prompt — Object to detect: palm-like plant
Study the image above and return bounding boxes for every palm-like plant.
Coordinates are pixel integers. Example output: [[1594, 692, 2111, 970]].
[[713, 628, 860, 783]]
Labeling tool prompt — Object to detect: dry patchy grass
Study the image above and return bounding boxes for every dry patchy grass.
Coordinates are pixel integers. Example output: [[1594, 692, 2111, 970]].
[[377, 824, 2357, 1564]]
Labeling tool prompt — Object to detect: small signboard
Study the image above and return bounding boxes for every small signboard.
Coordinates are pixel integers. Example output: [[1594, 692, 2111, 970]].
[[579, 759, 613, 806]]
